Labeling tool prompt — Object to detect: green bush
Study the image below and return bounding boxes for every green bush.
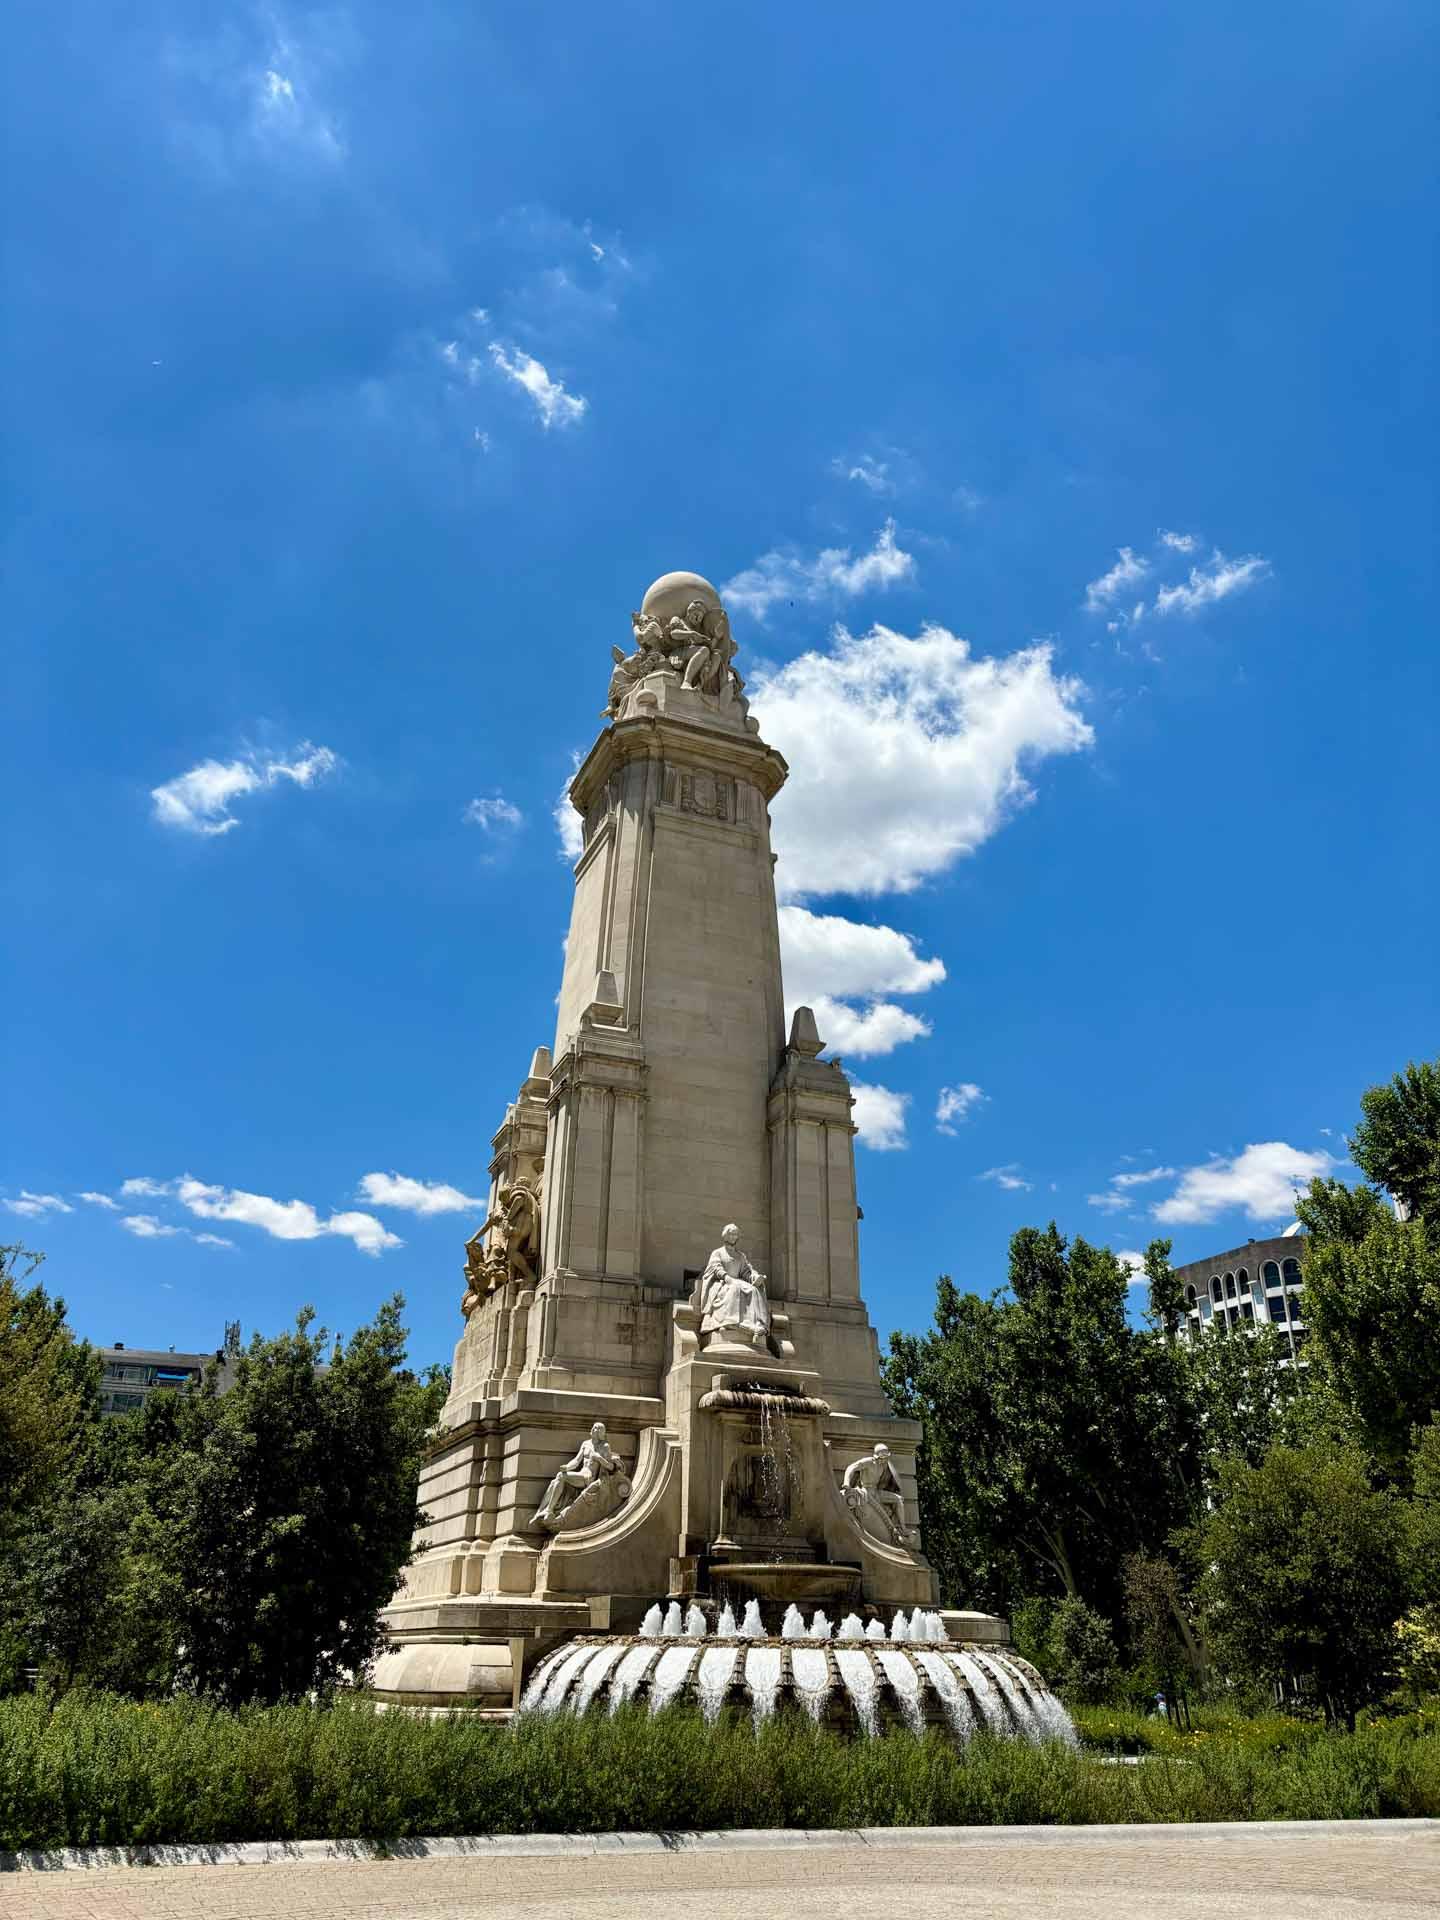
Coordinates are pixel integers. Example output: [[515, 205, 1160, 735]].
[[2, 1693, 1437, 1852]]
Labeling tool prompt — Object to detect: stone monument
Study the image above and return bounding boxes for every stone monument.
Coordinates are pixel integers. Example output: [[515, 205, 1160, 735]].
[[372, 569, 949, 1710]]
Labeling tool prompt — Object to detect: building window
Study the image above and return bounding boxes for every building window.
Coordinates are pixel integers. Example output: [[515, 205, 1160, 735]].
[[1211, 1277, 1223, 1304], [1237, 1267, 1249, 1289], [1282, 1257, 1301, 1286], [1269, 1296, 1289, 1324], [1262, 1261, 1281, 1287]]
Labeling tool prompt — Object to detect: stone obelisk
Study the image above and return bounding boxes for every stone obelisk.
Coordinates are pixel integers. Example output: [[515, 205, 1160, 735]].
[[374, 570, 934, 1709]]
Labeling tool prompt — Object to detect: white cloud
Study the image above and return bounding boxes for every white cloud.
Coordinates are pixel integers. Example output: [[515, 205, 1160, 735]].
[[1151, 1142, 1336, 1226], [778, 906, 945, 1000], [463, 795, 523, 832], [357, 1172, 485, 1215], [808, 997, 930, 1057], [1086, 1190, 1131, 1214], [120, 1213, 183, 1239], [1111, 1165, 1178, 1188], [1152, 551, 1269, 618], [121, 1177, 171, 1197], [151, 744, 337, 835], [553, 759, 585, 861], [77, 1191, 120, 1209], [4, 1191, 73, 1219], [936, 1083, 986, 1134], [247, 30, 345, 167], [1084, 547, 1149, 611], [194, 1232, 236, 1249], [1115, 1248, 1148, 1286], [777, 905, 944, 1060], [174, 1177, 402, 1256], [1158, 530, 1199, 554], [487, 343, 587, 428], [833, 455, 894, 495], [850, 1081, 910, 1152], [979, 1164, 1032, 1192], [754, 624, 1091, 899], [723, 521, 915, 621]]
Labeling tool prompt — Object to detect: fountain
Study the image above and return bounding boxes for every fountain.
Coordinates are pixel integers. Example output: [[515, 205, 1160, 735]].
[[517, 1601, 1077, 1743]]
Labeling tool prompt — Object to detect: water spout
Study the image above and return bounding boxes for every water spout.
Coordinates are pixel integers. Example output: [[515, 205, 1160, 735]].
[[662, 1600, 684, 1637], [837, 1612, 866, 1641], [780, 1603, 806, 1640], [639, 1603, 664, 1639], [716, 1602, 738, 1637], [739, 1599, 765, 1639], [889, 1610, 911, 1643], [808, 1609, 833, 1641], [864, 1618, 886, 1643], [684, 1603, 708, 1638]]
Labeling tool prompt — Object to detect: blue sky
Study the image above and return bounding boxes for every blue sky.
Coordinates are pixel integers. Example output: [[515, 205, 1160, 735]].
[[5, 2, 1436, 1370]]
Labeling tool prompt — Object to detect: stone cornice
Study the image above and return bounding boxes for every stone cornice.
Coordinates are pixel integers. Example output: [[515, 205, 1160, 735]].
[[570, 710, 789, 815]]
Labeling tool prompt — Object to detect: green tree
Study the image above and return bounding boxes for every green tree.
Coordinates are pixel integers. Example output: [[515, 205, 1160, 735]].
[[1296, 1057, 1440, 1473], [159, 1298, 441, 1706], [1047, 1597, 1119, 1704], [1350, 1058, 1440, 1224], [885, 1227, 1200, 1621], [1196, 1445, 1407, 1726]]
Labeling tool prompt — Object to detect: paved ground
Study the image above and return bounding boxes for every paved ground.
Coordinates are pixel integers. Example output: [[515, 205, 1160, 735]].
[[7, 1823, 1437, 1920]]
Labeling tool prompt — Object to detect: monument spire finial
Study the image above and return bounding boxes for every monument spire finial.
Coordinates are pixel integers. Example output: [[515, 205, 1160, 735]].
[[605, 569, 745, 723]]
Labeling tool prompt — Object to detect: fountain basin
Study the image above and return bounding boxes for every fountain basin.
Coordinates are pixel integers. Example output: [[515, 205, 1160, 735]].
[[518, 1633, 1077, 1745], [710, 1561, 862, 1607]]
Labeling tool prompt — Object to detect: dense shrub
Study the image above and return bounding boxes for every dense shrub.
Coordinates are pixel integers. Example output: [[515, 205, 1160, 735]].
[[2, 1693, 1437, 1852]]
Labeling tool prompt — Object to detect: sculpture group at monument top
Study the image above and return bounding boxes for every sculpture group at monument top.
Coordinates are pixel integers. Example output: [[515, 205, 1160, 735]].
[[371, 568, 1000, 1714]]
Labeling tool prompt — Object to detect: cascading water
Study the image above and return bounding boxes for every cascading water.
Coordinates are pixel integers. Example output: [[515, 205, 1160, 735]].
[[517, 1644, 568, 1711], [834, 1646, 879, 1734], [877, 1649, 925, 1733], [953, 1650, 1007, 1733], [697, 1646, 739, 1723], [649, 1644, 699, 1713], [541, 1641, 597, 1711], [571, 1643, 625, 1715], [917, 1650, 974, 1742], [607, 1643, 656, 1713], [790, 1646, 830, 1722], [746, 1646, 782, 1724]]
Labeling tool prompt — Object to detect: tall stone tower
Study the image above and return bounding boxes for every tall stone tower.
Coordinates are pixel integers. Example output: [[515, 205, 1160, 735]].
[[375, 571, 937, 1709]]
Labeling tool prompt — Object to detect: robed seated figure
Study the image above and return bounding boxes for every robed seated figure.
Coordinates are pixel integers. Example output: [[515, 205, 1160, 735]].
[[696, 1222, 771, 1349]]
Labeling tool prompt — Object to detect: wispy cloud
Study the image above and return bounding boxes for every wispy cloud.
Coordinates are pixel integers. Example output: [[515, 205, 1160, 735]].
[[77, 1191, 120, 1210], [487, 343, 587, 429], [754, 624, 1091, 899], [723, 521, 915, 621], [832, 454, 894, 495], [174, 1176, 402, 1256], [463, 795, 523, 832], [151, 744, 337, 836], [850, 1082, 910, 1152], [356, 1172, 485, 1215], [979, 1164, 1032, 1192], [1151, 1142, 1337, 1226], [808, 1000, 930, 1057], [121, 1177, 170, 1198], [936, 1084, 986, 1134], [1084, 547, 1149, 611], [1087, 1164, 1178, 1211], [1152, 551, 1270, 618], [4, 1191, 73, 1219], [1158, 530, 1199, 554], [120, 1213, 184, 1239]]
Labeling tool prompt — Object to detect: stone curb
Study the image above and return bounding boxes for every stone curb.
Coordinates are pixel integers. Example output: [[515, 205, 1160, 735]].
[[3, 1818, 1436, 1873]]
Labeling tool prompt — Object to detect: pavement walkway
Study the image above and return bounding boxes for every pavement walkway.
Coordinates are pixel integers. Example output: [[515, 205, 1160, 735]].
[[5, 1821, 1437, 1920]]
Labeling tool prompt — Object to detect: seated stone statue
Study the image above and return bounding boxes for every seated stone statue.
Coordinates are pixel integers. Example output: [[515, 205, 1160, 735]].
[[842, 1442, 915, 1546], [531, 1421, 623, 1531], [696, 1222, 771, 1349]]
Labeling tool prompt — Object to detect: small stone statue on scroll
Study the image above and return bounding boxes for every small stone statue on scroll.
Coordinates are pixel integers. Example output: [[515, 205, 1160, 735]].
[[531, 1421, 630, 1533], [842, 1442, 918, 1547]]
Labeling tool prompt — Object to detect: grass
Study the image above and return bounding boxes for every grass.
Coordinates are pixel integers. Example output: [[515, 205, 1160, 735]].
[[1, 1692, 1437, 1851]]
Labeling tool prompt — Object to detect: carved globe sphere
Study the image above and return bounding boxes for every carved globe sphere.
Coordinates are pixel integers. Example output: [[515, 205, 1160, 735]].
[[640, 570, 722, 629]]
